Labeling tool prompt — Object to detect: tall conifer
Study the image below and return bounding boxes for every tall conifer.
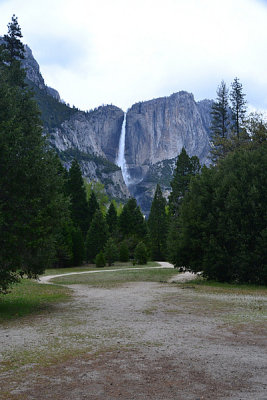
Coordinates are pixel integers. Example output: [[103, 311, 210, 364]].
[[67, 160, 89, 236], [148, 184, 167, 260]]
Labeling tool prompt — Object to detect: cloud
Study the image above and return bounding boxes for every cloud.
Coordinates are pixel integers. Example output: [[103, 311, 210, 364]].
[[0, 0, 267, 111]]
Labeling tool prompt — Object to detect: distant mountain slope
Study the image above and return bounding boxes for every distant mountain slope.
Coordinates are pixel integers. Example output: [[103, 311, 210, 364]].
[[16, 40, 130, 202], [2, 37, 213, 211]]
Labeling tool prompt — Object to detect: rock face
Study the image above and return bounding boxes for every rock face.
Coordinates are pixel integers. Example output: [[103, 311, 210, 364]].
[[16, 40, 129, 202], [125, 92, 212, 214], [3, 37, 214, 210]]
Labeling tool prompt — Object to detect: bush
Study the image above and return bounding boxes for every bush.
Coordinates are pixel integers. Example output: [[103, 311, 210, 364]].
[[95, 251, 106, 268], [134, 242, 148, 265]]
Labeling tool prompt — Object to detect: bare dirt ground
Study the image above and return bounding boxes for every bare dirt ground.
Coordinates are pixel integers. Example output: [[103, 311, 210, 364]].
[[1, 265, 267, 400]]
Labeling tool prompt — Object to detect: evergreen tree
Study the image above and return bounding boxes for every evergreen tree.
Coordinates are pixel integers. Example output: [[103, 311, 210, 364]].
[[88, 190, 100, 226], [210, 81, 231, 163], [95, 251, 106, 268], [174, 145, 267, 284], [1, 15, 26, 86], [67, 160, 89, 236], [106, 201, 118, 235], [104, 238, 119, 266], [134, 242, 148, 265], [168, 148, 200, 217], [85, 210, 108, 262], [211, 80, 229, 139], [0, 17, 70, 292], [148, 184, 167, 260], [119, 241, 129, 262], [71, 226, 84, 266], [230, 77, 247, 139], [119, 198, 147, 239]]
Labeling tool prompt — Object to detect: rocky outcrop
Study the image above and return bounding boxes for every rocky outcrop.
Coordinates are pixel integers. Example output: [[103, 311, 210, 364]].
[[15, 40, 129, 202], [124, 92, 212, 214], [50, 106, 123, 160]]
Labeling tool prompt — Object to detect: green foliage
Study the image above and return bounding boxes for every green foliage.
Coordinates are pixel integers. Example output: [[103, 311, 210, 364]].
[[66, 160, 89, 236], [0, 17, 70, 293], [95, 251, 106, 268], [71, 226, 84, 266], [84, 180, 109, 214], [173, 145, 267, 285], [168, 147, 200, 218], [85, 210, 109, 262], [87, 190, 100, 226], [104, 238, 119, 266], [134, 242, 148, 265], [119, 242, 129, 262], [210, 80, 230, 139], [60, 148, 120, 173], [106, 201, 118, 235], [148, 184, 168, 260], [119, 198, 147, 240], [230, 77, 247, 138]]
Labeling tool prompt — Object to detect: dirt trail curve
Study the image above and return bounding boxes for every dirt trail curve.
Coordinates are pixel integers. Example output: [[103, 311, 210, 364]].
[[1, 263, 266, 400]]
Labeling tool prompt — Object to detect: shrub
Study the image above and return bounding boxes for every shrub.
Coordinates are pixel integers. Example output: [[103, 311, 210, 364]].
[[95, 251, 106, 268], [134, 242, 148, 265]]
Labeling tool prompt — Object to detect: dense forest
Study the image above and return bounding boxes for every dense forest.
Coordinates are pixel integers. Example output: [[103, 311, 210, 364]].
[[0, 16, 266, 294]]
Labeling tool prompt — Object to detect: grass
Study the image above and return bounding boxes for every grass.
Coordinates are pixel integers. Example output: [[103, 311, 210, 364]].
[[181, 278, 267, 296], [0, 279, 70, 322], [43, 261, 159, 276], [51, 264, 176, 287]]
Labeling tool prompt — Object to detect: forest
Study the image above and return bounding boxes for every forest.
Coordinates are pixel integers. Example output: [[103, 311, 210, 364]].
[[0, 16, 266, 294]]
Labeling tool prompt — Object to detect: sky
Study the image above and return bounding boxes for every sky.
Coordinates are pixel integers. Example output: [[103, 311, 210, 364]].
[[0, 0, 267, 112]]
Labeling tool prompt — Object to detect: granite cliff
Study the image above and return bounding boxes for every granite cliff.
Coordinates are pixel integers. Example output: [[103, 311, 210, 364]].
[[125, 92, 212, 213], [3, 38, 213, 211], [13, 39, 129, 202]]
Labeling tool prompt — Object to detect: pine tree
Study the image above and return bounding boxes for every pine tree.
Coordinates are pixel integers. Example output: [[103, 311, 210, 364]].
[[95, 251, 106, 268], [106, 201, 118, 235], [67, 160, 89, 236], [210, 81, 231, 163], [88, 190, 100, 227], [85, 210, 108, 262], [134, 242, 148, 265], [119, 198, 147, 239], [230, 77, 247, 139], [104, 238, 119, 266], [1, 15, 26, 86], [148, 184, 167, 260], [211, 80, 230, 139], [119, 242, 129, 262], [0, 17, 70, 292], [168, 148, 200, 217]]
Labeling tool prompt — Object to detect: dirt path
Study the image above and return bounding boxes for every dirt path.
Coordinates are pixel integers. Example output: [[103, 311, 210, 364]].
[[1, 265, 266, 400]]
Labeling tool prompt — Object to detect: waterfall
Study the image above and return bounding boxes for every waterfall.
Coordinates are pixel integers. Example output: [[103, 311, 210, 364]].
[[116, 113, 130, 185]]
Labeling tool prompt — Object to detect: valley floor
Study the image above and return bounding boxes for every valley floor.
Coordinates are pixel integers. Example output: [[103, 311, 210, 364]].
[[0, 266, 266, 400]]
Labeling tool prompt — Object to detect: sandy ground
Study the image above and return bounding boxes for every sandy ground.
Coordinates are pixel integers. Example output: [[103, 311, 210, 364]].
[[0, 264, 266, 400]]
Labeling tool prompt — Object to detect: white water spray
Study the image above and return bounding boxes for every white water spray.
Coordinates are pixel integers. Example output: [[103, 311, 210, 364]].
[[116, 113, 130, 185]]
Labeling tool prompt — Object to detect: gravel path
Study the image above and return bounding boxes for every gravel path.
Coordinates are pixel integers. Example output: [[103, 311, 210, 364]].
[[1, 263, 266, 400]]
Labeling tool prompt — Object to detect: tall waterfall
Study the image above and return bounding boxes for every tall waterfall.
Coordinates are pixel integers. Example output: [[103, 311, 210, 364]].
[[116, 113, 130, 185]]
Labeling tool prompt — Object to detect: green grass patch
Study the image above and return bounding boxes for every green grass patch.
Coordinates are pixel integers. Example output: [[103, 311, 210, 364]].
[[51, 265, 176, 288], [181, 278, 267, 296], [43, 261, 159, 276], [0, 279, 70, 322]]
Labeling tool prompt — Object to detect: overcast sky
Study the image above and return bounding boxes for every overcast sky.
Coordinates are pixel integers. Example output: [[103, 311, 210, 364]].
[[0, 0, 267, 112]]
